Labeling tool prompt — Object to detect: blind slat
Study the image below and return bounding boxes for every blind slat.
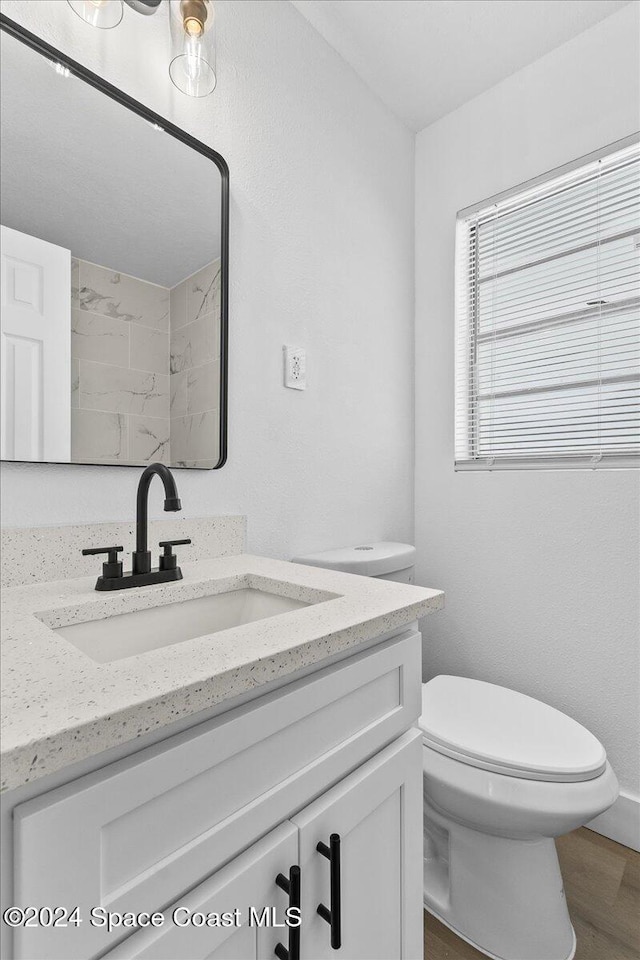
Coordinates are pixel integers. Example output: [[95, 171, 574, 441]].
[[476, 200, 639, 274]]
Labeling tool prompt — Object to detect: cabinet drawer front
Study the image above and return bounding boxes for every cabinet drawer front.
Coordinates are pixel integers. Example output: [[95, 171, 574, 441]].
[[102, 822, 298, 960], [13, 630, 420, 959]]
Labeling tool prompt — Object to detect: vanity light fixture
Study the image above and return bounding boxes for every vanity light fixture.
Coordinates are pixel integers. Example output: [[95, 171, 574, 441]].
[[169, 0, 216, 97], [125, 0, 163, 12], [66, 0, 216, 98], [67, 0, 124, 30]]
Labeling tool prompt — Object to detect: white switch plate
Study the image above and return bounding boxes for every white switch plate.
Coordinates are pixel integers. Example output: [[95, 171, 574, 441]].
[[283, 345, 306, 390]]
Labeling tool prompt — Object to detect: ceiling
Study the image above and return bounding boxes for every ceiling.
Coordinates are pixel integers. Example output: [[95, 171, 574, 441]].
[[0, 30, 221, 287], [290, 0, 633, 131]]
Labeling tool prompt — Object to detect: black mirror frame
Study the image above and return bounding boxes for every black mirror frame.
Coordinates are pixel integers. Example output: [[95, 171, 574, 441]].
[[0, 13, 229, 470]]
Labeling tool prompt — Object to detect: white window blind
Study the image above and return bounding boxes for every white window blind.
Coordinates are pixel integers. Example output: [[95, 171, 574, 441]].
[[455, 140, 640, 469]]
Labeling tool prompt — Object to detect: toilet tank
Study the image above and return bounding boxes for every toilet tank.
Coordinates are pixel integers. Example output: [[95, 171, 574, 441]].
[[293, 542, 416, 583]]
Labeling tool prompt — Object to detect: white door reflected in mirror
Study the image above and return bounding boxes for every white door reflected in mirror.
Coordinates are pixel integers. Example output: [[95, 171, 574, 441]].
[[0, 225, 71, 462]]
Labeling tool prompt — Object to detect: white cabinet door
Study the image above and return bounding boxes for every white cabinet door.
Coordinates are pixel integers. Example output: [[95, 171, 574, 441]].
[[103, 822, 299, 960], [292, 730, 423, 960], [0, 224, 71, 461]]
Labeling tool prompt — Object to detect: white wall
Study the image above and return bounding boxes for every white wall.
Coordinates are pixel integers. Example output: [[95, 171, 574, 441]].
[[0, 0, 415, 559], [415, 3, 640, 802]]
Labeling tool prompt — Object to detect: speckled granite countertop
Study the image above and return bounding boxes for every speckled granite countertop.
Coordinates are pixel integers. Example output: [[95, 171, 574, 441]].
[[1, 554, 443, 792]]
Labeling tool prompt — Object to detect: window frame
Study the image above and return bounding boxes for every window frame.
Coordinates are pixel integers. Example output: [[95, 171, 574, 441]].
[[455, 134, 640, 472]]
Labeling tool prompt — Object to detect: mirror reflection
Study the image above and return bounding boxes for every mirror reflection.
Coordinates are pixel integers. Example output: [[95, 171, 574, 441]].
[[0, 29, 226, 469]]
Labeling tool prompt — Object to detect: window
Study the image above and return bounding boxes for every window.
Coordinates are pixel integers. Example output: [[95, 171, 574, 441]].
[[455, 139, 640, 469]]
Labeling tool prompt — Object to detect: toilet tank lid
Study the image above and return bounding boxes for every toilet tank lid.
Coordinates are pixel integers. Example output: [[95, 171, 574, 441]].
[[419, 676, 608, 782], [293, 542, 416, 577]]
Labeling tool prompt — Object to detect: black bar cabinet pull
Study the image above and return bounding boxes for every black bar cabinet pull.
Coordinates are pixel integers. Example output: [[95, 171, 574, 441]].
[[274, 865, 301, 960], [316, 833, 341, 949]]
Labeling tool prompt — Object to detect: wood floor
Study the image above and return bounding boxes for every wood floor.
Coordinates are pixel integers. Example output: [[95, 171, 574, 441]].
[[423, 827, 640, 960]]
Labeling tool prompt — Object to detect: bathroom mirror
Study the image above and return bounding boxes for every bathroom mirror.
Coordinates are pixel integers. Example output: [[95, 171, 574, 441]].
[[0, 18, 228, 469]]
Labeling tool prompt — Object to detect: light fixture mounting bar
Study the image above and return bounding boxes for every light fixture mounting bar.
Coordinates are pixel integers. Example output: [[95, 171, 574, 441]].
[[124, 0, 162, 14]]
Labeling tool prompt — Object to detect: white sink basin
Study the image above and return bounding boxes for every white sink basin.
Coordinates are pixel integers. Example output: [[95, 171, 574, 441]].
[[54, 587, 313, 663]]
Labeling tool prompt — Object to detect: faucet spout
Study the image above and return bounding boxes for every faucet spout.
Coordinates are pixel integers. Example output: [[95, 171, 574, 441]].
[[132, 463, 182, 574]]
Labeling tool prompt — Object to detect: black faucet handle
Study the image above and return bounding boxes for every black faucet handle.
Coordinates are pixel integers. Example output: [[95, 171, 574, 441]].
[[82, 546, 124, 580], [158, 538, 191, 571], [82, 545, 123, 560]]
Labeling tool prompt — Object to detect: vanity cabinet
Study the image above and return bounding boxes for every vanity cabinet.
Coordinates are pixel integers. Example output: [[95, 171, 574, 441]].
[[9, 629, 423, 960], [103, 733, 422, 960]]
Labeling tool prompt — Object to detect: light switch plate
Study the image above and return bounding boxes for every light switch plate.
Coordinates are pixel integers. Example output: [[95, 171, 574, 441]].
[[283, 345, 306, 390]]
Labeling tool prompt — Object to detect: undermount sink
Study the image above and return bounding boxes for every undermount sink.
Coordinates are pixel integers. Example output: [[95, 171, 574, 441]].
[[54, 587, 315, 664]]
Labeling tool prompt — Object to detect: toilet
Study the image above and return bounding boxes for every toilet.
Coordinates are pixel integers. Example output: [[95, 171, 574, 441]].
[[294, 542, 620, 960], [419, 675, 618, 960]]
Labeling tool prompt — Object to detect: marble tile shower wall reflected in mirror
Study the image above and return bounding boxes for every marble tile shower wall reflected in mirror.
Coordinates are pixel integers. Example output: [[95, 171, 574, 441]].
[[0, 26, 226, 470], [71, 256, 220, 467]]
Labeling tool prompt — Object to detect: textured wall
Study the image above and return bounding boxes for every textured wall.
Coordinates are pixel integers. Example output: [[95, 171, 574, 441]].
[[0, 0, 415, 558], [415, 5, 640, 797]]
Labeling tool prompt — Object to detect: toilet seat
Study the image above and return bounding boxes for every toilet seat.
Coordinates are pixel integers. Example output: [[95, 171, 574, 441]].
[[419, 676, 607, 782]]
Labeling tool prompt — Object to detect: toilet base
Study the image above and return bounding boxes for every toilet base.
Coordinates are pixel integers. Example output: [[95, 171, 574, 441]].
[[423, 801, 577, 960], [424, 901, 576, 960]]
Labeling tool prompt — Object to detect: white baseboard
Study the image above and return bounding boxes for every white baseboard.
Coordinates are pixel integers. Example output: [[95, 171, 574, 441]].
[[586, 790, 640, 852]]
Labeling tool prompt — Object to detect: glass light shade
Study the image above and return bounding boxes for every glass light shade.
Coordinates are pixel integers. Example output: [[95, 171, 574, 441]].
[[169, 0, 216, 97], [67, 0, 124, 29]]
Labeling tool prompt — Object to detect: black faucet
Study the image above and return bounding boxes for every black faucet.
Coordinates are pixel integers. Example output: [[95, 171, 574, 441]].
[[132, 462, 182, 574], [82, 463, 191, 591]]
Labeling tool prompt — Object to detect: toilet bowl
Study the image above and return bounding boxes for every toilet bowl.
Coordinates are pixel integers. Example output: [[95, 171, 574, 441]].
[[420, 676, 619, 960]]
